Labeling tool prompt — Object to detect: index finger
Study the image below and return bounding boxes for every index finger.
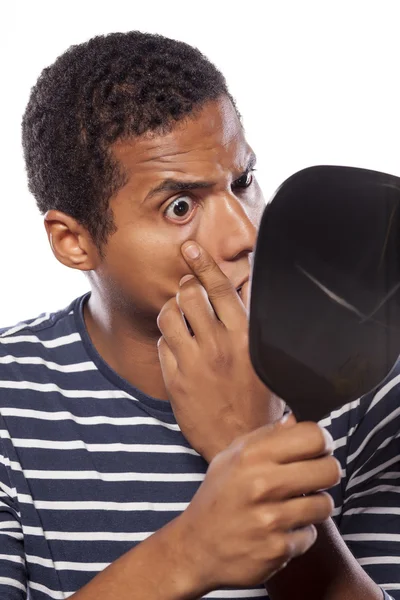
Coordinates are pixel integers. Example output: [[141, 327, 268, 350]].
[[245, 421, 334, 464], [181, 241, 246, 329]]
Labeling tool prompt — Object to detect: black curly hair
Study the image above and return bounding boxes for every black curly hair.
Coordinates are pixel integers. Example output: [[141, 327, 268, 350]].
[[22, 31, 237, 250]]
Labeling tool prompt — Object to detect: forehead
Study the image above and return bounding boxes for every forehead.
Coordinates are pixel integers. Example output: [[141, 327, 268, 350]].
[[112, 97, 251, 181]]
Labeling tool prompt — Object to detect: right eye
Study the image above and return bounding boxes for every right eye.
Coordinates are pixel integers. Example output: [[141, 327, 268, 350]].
[[164, 196, 197, 222]]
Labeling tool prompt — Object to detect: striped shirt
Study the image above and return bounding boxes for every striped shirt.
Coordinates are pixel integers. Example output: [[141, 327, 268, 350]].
[[0, 293, 398, 600]]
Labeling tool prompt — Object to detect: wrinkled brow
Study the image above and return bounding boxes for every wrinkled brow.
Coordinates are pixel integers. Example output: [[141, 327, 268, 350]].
[[143, 152, 257, 203]]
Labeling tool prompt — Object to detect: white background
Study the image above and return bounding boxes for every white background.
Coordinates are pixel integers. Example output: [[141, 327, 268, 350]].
[[1, 0, 400, 324]]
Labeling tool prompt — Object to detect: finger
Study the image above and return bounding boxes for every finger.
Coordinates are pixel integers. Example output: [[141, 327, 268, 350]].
[[157, 335, 178, 388], [181, 242, 246, 330], [177, 277, 220, 345], [246, 421, 334, 464], [267, 526, 317, 576], [262, 492, 334, 532], [284, 525, 317, 560], [157, 297, 196, 361], [262, 456, 341, 500]]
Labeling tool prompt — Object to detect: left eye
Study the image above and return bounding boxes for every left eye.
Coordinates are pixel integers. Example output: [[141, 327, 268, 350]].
[[164, 196, 196, 221], [233, 170, 254, 189]]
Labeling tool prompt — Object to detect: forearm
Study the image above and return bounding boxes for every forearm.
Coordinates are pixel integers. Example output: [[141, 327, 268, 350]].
[[266, 518, 383, 600], [70, 516, 205, 600]]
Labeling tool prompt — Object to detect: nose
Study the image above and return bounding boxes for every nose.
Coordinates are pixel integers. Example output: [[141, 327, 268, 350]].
[[201, 192, 259, 261]]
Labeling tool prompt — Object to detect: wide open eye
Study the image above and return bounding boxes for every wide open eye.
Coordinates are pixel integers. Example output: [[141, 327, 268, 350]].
[[164, 196, 196, 221]]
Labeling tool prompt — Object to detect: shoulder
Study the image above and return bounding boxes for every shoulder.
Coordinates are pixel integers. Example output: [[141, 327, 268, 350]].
[[322, 360, 400, 451], [323, 360, 400, 520], [0, 296, 88, 399], [0, 297, 84, 353]]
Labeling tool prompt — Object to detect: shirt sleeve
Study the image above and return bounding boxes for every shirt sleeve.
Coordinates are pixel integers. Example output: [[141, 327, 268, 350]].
[[0, 434, 27, 599], [330, 367, 400, 600]]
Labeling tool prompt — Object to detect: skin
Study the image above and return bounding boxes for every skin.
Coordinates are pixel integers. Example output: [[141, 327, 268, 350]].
[[45, 95, 271, 404], [72, 417, 339, 600], [43, 95, 381, 599]]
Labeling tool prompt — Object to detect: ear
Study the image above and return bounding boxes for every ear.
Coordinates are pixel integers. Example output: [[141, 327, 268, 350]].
[[44, 210, 101, 271]]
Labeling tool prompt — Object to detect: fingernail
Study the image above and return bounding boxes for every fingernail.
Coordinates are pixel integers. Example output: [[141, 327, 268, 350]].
[[279, 410, 296, 426], [280, 411, 290, 423], [183, 243, 200, 259], [179, 274, 195, 286], [322, 427, 334, 452]]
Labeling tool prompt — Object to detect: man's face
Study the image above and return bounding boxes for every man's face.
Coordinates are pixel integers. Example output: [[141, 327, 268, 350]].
[[95, 95, 265, 327]]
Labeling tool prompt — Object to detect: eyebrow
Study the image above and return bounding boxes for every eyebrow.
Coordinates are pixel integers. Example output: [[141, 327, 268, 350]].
[[143, 152, 257, 203]]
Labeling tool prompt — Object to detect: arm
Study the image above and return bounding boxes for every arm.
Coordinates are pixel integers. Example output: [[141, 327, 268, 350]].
[[266, 518, 383, 600], [265, 413, 383, 600], [267, 373, 400, 600], [0, 474, 201, 600], [77, 385, 399, 600], [154, 242, 398, 600], [71, 421, 339, 599], [0, 420, 339, 600], [70, 516, 202, 600]]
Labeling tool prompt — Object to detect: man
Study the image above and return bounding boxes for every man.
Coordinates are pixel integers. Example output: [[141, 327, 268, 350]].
[[0, 31, 398, 599]]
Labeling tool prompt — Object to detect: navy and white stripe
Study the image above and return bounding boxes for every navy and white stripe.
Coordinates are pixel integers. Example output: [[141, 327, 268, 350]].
[[0, 294, 398, 599]]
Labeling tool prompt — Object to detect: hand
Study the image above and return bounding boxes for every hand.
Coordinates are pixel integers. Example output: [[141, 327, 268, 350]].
[[175, 418, 341, 594], [157, 241, 285, 462]]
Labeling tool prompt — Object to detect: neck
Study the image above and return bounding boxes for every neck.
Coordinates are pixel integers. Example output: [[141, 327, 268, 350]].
[[83, 292, 169, 401]]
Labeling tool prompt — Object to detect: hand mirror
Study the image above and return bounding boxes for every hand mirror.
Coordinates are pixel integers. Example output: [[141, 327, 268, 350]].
[[249, 165, 400, 422]]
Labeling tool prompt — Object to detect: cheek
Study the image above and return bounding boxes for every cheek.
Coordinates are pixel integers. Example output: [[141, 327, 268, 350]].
[[103, 228, 190, 296]]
